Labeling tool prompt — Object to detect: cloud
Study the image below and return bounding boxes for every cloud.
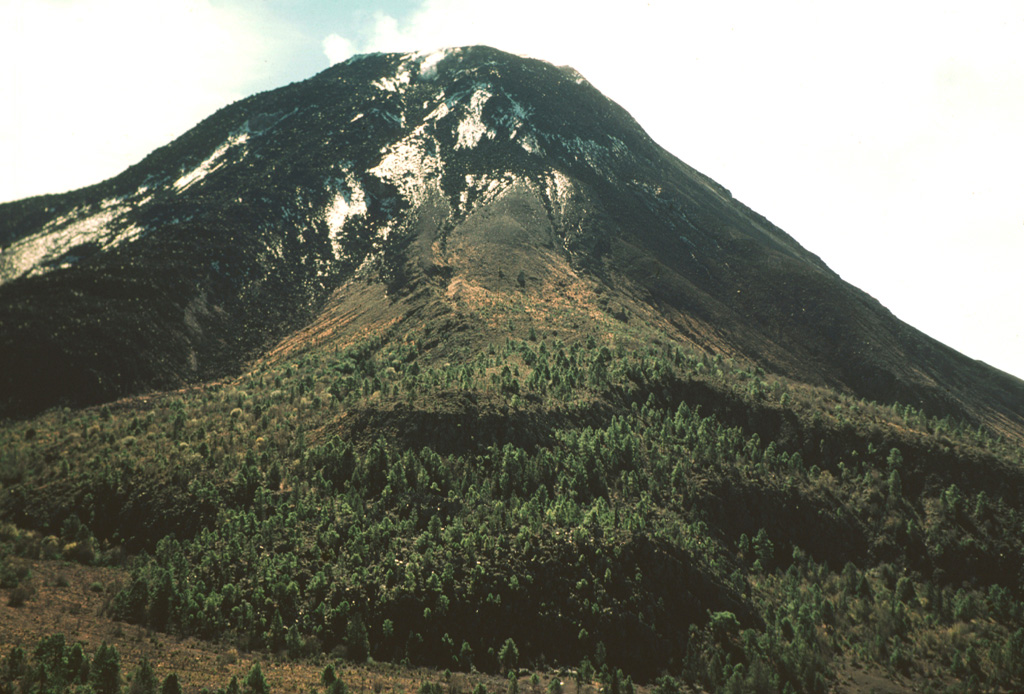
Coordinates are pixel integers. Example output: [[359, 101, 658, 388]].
[[370, 12, 405, 51], [0, 0, 277, 202], [323, 33, 356, 65]]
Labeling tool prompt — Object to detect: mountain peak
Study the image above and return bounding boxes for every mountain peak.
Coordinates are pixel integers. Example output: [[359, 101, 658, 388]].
[[1, 47, 1022, 440]]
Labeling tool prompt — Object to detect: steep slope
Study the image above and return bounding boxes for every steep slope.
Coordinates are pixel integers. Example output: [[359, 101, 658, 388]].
[[2, 46, 1022, 438]]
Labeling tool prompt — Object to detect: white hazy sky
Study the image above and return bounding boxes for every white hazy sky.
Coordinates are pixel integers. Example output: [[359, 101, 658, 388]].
[[3, 0, 1023, 380]]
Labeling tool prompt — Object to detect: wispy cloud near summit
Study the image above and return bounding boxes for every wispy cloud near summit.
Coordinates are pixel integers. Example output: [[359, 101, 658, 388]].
[[323, 34, 357, 65]]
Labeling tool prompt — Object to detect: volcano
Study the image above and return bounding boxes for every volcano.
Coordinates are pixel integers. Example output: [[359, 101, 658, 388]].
[[2, 46, 1024, 692], [2, 45, 1022, 433]]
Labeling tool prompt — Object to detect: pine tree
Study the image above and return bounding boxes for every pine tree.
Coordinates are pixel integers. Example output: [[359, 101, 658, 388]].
[[149, 569, 175, 631], [90, 643, 121, 694], [1, 645, 28, 682], [244, 662, 268, 694], [128, 657, 158, 694], [346, 614, 370, 662], [498, 638, 519, 672], [161, 673, 183, 694]]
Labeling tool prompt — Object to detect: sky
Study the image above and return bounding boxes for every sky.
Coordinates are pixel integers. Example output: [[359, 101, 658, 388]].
[[2, 0, 1023, 380]]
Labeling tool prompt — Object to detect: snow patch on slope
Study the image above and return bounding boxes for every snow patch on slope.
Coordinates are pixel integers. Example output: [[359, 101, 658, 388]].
[[370, 126, 444, 209], [455, 88, 495, 150], [493, 92, 542, 156], [371, 48, 459, 93], [174, 131, 250, 192], [425, 99, 451, 122], [243, 108, 297, 134], [373, 69, 411, 93], [492, 94, 531, 130], [0, 195, 149, 284], [458, 172, 530, 216], [545, 170, 574, 211], [519, 132, 543, 155], [541, 169, 587, 253], [416, 48, 456, 79], [546, 134, 632, 177], [324, 175, 368, 260]]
